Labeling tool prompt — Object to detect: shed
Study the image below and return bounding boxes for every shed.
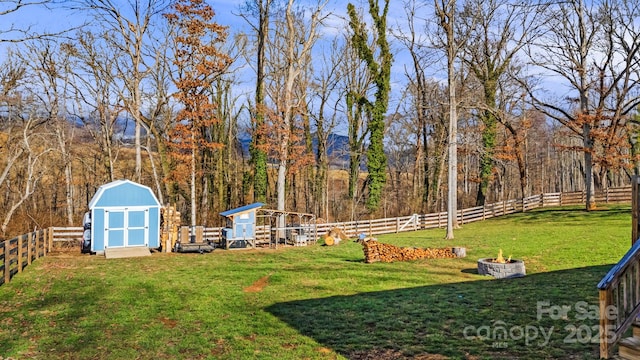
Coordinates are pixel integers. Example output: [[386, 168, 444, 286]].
[[88, 179, 161, 253], [220, 202, 264, 249]]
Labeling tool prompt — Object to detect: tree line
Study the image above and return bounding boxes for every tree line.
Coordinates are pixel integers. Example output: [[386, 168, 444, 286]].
[[0, 0, 639, 239]]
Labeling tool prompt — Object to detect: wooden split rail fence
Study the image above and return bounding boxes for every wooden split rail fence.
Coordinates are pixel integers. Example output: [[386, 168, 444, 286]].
[[1, 228, 52, 286], [0, 187, 632, 288]]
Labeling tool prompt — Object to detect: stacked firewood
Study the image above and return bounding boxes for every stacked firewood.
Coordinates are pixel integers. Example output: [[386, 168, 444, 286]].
[[160, 205, 181, 252], [361, 240, 460, 263]]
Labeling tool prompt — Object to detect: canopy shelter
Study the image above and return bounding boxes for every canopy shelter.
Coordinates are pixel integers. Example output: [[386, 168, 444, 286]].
[[258, 208, 317, 248]]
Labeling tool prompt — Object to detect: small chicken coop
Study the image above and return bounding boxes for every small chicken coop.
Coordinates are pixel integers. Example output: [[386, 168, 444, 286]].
[[220, 202, 264, 249]]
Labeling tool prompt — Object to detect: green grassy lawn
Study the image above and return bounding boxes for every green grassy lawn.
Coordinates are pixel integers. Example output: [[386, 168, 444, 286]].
[[0, 205, 632, 359]]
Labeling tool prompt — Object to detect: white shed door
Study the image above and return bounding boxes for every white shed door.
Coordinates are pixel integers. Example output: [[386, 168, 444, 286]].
[[105, 208, 149, 248]]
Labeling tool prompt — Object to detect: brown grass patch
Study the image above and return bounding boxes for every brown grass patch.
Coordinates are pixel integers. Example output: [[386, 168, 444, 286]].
[[37, 262, 77, 270]]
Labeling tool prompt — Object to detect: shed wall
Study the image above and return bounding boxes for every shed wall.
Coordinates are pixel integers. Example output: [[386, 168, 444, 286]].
[[91, 208, 105, 251], [88, 180, 161, 252], [148, 207, 160, 248]]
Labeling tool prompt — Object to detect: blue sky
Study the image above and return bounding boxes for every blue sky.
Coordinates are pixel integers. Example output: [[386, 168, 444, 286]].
[[0, 0, 421, 72], [3, 0, 560, 126]]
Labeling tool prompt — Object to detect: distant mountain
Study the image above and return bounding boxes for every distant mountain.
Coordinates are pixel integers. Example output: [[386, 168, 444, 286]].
[[238, 133, 351, 169]]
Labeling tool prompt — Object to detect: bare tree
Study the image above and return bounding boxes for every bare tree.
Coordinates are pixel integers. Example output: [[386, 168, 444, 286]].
[[20, 39, 77, 225], [598, 0, 640, 184], [434, 0, 462, 238], [0, 0, 70, 43], [524, 0, 600, 210], [525, 0, 640, 210], [268, 0, 326, 227], [69, 31, 121, 183], [0, 51, 53, 236], [395, 0, 448, 212], [74, 0, 171, 183], [310, 37, 343, 220], [459, 0, 544, 206]]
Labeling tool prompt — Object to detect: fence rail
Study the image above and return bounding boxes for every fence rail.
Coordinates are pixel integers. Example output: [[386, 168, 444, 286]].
[[1, 229, 52, 286], [0, 186, 632, 288]]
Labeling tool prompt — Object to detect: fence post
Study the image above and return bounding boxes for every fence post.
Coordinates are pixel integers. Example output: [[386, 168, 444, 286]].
[[48, 227, 54, 252], [34, 231, 40, 259], [599, 288, 614, 359], [4, 241, 10, 284], [396, 217, 400, 233], [18, 235, 24, 273], [27, 232, 37, 265]]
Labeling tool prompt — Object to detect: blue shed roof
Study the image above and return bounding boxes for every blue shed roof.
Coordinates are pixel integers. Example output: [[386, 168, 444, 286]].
[[89, 179, 161, 209], [220, 202, 264, 218]]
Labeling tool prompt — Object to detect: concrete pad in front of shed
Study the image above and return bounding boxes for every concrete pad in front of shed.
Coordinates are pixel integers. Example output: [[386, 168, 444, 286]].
[[104, 247, 151, 259]]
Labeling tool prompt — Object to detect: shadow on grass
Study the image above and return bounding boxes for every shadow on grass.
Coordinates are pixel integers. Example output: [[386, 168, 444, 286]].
[[512, 205, 630, 224], [266, 265, 613, 360]]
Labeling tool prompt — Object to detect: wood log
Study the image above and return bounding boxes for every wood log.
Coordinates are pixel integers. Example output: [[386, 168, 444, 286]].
[[325, 236, 335, 246], [453, 247, 467, 258]]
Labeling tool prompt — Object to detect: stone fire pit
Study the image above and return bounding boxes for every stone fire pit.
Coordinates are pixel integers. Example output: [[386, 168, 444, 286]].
[[477, 258, 526, 279]]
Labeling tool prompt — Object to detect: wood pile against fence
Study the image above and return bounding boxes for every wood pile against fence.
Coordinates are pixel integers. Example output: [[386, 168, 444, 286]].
[[361, 239, 461, 263]]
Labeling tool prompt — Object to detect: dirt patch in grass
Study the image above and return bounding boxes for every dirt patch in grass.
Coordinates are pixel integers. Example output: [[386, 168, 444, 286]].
[[243, 274, 271, 293], [210, 338, 231, 357], [158, 317, 177, 329]]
